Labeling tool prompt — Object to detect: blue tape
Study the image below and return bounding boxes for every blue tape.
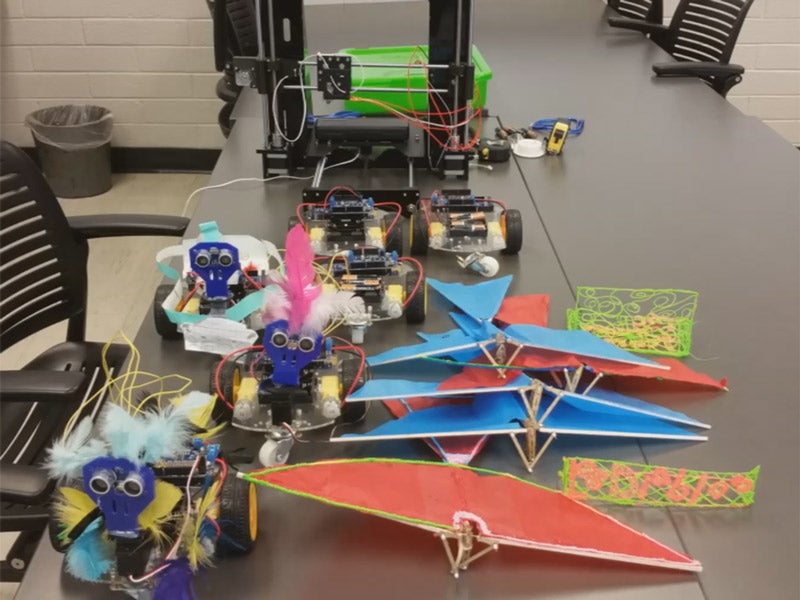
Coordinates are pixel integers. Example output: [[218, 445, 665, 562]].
[[531, 118, 585, 136], [157, 261, 181, 281], [198, 221, 222, 242]]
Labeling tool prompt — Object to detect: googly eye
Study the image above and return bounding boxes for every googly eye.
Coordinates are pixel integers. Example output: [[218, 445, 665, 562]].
[[120, 474, 144, 498], [89, 470, 115, 495], [298, 336, 315, 352], [194, 250, 211, 268], [271, 331, 288, 348], [218, 250, 234, 267]]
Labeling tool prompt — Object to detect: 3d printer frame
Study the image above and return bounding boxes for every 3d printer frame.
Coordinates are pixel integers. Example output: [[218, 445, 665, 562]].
[[231, 0, 477, 181]]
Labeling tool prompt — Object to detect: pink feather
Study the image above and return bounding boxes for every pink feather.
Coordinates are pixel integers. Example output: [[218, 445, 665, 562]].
[[283, 225, 321, 334]]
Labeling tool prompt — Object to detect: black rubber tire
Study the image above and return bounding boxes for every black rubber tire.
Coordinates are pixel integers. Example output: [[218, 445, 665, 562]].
[[216, 475, 257, 557], [383, 214, 403, 255], [154, 284, 181, 339], [501, 209, 523, 255], [339, 358, 367, 424], [409, 212, 428, 256], [209, 360, 239, 423], [404, 275, 426, 325]]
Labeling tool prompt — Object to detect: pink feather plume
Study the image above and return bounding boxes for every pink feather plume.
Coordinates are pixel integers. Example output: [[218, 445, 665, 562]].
[[282, 224, 321, 334]]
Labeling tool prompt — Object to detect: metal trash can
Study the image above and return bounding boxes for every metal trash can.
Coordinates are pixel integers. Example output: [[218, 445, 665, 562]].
[[25, 105, 114, 198]]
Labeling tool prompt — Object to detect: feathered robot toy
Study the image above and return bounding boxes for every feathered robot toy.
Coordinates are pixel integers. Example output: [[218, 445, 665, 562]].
[[46, 391, 256, 599], [252, 224, 366, 466]]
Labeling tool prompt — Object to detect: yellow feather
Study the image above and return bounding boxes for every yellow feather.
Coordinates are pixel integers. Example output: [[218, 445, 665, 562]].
[[196, 421, 227, 441], [186, 479, 223, 569], [170, 394, 216, 430], [52, 487, 97, 544], [138, 480, 183, 546]]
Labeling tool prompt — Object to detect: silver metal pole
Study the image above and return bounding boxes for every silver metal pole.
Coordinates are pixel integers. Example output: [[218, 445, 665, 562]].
[[254, 0, 270, 147], [312, 156, 327, 188], [284, 85, 448, 94], [266, 0, 281, 147], [464, 0, 476, 145], [453, 0, 463, 140], [299, 61, 449, 70]]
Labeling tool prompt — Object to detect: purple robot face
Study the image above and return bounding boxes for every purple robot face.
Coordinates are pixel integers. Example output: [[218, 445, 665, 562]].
[[189, 240, 240, 299], [264, 320, 322, 386], [82, 456, 155, 538]]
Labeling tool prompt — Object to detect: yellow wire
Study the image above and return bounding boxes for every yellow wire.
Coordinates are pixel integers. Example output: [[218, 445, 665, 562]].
[[132, 375, 193, 415], [61, 332, 195, 438], [327, 251, 350, 277]]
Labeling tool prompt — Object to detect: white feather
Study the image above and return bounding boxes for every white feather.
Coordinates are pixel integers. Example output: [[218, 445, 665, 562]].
[[261, 285, 289, 324], [303, 291, 366, 334]]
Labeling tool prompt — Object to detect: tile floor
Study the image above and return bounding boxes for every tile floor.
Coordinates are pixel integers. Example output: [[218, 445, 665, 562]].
[[0, 172, 207, 599]]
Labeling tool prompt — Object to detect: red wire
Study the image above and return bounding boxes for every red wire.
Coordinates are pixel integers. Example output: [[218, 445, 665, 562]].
[[214, 345, 263, 409], [248, 350, 265, 378], [176, 280, 202, 312], [487, 198, 508, 212], [206, 516, 222, 538], [295, 202, 318, 225], [397, 257, 424, 308], [331, 336, 366, 399], [373, 201, 403, 236], [215, 457, 228, 484], [418, 197, 432, 227], [241, 269, 263, 291], [323, 185, 360, 207]]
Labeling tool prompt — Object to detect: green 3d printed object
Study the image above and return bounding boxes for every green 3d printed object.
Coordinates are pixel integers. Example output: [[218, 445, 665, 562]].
[[566, 287, 699, 357], [561, 457, 759, 508]]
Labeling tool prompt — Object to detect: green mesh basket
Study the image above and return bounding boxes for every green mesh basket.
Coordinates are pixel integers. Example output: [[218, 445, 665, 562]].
[[566, 287, 699, 357]]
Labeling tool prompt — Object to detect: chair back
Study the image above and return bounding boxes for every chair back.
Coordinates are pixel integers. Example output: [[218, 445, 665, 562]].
[[665, 0, 756, 64], [608, 0, 662, 23], [0, 140, 89, 351]]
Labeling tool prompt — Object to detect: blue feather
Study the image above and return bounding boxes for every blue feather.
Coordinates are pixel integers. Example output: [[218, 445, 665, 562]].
[[64, 518, 114, 582], [45, 417, 107, 480], [101, 404, 146, 463], [141, 408, 193, 464], [101, 404, 191, 464], [153, 558, 198, 600]]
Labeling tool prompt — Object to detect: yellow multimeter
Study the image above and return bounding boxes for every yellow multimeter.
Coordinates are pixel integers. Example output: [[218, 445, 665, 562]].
[[545, 119, 571, 155]]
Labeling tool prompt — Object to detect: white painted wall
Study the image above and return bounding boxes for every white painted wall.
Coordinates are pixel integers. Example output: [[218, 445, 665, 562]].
[[1, 0, 797, 148]]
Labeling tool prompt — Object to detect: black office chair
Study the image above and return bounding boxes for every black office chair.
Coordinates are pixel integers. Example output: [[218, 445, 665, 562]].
[[608, 0, 756, 97], [607, 0, 662, 24], [0, 140, 190, 581], [208, 0, 259, 137]]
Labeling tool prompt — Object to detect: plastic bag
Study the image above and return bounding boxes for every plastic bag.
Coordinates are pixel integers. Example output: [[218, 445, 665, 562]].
[[25, 105, 113, 151]]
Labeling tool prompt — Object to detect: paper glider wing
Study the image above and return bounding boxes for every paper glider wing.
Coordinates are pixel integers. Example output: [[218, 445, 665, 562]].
[[427, 276, 513, 322], [382, 399, 489, 464], [370, 319, 668, 371], [242, 459, 702, 573], [369, 327, 494, 367], [335, 384, 707, 443]]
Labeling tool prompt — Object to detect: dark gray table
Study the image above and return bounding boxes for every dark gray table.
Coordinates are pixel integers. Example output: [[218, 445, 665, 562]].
[[16, 0, 799, 598]]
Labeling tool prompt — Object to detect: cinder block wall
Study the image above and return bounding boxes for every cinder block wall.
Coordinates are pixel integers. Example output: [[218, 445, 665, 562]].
[[1, 0, 798, 149], [0, 0, 224, 148]]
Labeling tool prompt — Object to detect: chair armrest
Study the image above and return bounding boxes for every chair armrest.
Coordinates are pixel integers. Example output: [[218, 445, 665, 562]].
[[608, 17, 668, 35], [0, 464, 54, 505], [0, 371, 86, 404], [653, 62, 745, 78], [67, 214, 190, 240]]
